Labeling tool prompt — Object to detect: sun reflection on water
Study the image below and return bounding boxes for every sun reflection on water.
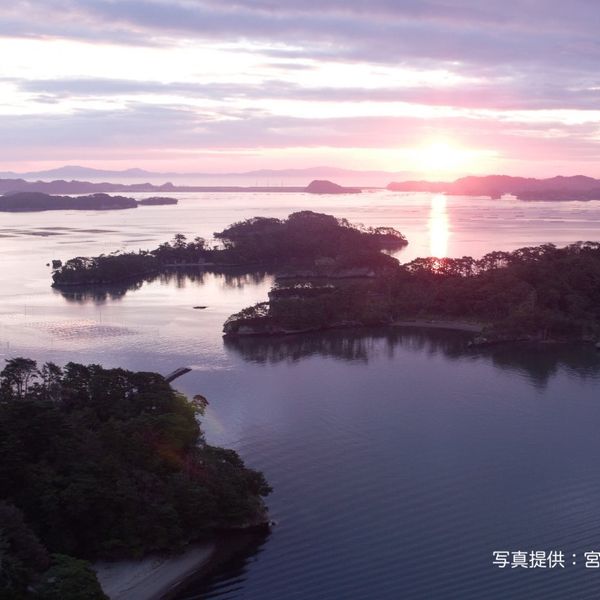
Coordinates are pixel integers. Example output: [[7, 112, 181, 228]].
[[429, 194, 449, 257]]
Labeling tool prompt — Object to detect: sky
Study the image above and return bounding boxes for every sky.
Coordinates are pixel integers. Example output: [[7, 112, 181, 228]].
[[1, 0, 600, 178]]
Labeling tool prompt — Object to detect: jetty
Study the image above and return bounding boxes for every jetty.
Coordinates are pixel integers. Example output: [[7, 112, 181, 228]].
[[165, 367, 192, 383]]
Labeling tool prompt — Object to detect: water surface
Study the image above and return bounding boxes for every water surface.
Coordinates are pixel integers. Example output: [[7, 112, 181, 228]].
[[2, 191, 600, 599]]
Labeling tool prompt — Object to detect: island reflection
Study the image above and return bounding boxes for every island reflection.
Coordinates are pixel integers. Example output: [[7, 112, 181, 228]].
[[53, 268, 270, 304], [225, 327, 600, 388]]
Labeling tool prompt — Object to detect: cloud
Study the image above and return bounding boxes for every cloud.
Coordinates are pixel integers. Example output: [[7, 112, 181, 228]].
[[2, 1, 600, 73], [10, 75, 600, 112], [0, 100, 598, 162], [1, 1, 600, 173]]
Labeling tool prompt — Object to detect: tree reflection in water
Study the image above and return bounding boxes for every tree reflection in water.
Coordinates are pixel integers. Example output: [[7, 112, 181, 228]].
[[225, 327, 600, 389], [53, 268, 270, 304]]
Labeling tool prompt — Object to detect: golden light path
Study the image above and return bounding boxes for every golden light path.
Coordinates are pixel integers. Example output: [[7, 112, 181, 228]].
[[429, 194, 450, 257]]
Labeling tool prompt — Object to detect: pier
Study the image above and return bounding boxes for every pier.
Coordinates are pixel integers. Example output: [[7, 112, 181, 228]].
[[165, 367, 192, 383]]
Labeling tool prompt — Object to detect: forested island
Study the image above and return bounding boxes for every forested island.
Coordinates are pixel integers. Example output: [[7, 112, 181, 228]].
[[224, 242, 600, 345], [387, 175, 600, 201], [0, 358, 270, 599], [51, 211, 408, 286], [0, 192, 178, 212], [137, 196, 179, 205]]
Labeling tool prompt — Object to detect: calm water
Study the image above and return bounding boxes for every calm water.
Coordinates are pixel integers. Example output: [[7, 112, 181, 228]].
[[2, 191, 600, 599]]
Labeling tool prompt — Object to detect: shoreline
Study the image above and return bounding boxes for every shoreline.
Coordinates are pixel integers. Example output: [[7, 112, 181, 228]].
[[94, 543, 216, 600], [94, 524, 271, 600], [224, 318, 485, 338], [391, 319, 484, 333], [224, 318, 600, 347]]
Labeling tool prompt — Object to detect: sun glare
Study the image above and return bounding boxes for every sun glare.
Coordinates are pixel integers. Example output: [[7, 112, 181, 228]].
[[429, 194, 449, 257]]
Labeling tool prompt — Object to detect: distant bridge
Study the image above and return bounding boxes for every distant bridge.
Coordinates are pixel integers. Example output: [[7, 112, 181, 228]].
[[165, 367, 192, 383]]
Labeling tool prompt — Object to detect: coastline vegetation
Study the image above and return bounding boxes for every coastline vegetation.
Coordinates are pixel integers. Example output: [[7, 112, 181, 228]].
[[0, 359, 270, 599]]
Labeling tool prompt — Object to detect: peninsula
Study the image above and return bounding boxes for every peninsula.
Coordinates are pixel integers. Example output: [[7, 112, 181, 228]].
[[0, 358, 271, 599]]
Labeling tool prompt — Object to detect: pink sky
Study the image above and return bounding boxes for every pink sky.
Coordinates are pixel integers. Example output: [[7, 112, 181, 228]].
[[1, 1, 600, 178]]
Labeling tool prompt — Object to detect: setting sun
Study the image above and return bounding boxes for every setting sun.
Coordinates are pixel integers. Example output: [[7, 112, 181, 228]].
[[416, 141, 476, 175]]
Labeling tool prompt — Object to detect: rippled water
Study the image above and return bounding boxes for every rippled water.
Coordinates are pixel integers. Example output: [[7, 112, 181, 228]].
[[2, 191, 600, 599]]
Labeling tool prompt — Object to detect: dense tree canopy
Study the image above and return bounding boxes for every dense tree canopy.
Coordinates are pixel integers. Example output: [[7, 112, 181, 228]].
[[0, 359, 270, 598]]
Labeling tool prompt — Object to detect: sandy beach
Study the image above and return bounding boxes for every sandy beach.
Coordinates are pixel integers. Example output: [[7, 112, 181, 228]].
[[94, 543, 215, 600]]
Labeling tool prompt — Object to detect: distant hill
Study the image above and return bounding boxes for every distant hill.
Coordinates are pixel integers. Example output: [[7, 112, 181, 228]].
[[387, 175, 600, 200], [0, 165, 407, 187]]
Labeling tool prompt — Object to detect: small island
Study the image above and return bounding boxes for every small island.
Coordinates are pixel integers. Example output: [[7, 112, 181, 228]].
[[0, 358, 271, 599], [51, 211, 408, 286], [137, 196, 179, 206], [305, 179, 361, 194], [224, 242, 600, 345]]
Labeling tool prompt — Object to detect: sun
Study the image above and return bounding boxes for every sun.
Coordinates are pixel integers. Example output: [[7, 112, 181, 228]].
[[416, 141, 467, 173]]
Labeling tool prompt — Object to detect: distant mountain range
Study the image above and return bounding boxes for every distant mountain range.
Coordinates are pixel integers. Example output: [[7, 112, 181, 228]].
[[0, 165, 407, 187]]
